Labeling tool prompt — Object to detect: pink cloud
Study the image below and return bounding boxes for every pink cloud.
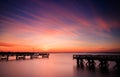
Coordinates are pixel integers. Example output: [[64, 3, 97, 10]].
[[96, 17, 111, 32]]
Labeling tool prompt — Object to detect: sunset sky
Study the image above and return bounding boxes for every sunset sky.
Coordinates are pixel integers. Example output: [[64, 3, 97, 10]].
[[0, 0, 120, 52]]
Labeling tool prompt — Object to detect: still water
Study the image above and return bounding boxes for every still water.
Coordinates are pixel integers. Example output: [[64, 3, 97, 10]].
[[0, 53, 120, 77]]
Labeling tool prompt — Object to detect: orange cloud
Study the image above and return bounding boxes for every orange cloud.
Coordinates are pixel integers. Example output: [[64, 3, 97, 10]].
[[0, 42, 17, 47]]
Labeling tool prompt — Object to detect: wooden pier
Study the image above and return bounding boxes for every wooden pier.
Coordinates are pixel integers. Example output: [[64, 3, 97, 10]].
[[73, 54, 120, 71], [0, 52, 49, 61]]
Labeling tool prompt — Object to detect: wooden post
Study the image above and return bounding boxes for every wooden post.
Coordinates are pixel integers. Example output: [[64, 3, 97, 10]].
[[113, 60, 120, 71], [76, 59, 80, 67], [6, 55, 9, 61], [86, 59, 95, 71], [23, 55, 25, 60], [30, 55, 33, 59], [79, 59, 84, 68], [16, 55, 18, 60], [99, 60, 109, 72]]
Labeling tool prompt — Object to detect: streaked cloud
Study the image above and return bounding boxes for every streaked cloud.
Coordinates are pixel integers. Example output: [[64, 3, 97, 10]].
[[0, 0, 120, 52]]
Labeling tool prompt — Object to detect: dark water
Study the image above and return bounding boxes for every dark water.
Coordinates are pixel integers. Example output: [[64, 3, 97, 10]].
[[0, 53, 120, 77]]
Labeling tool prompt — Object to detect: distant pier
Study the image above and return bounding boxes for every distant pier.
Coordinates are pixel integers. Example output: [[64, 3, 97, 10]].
[[73, 54, 120, 71], [0, 52, 49, 61]]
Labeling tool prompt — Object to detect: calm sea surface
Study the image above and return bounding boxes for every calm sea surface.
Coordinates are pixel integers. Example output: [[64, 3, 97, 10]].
[[0, 53, 120, 77]]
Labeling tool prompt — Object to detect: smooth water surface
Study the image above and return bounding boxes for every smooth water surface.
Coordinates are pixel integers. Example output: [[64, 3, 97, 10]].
[[0, 53, 119, 77]]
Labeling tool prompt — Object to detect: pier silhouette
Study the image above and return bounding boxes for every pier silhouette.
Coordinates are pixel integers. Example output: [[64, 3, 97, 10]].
[[0, 52, 49, 61], [73, 54, 120, 72]]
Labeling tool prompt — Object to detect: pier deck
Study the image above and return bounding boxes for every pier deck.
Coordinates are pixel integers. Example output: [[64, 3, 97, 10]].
[[73, 54, 120, 61], [0, 52, 49, 61]]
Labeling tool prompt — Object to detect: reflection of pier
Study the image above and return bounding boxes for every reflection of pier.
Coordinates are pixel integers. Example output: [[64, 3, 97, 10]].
[[0, 52, 49, 61], [73, 54, 120, 71]]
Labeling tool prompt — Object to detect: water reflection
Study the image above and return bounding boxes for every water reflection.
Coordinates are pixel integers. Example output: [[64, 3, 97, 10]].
[[0, 53, 120, 77], [75, 64, 120, 77]]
